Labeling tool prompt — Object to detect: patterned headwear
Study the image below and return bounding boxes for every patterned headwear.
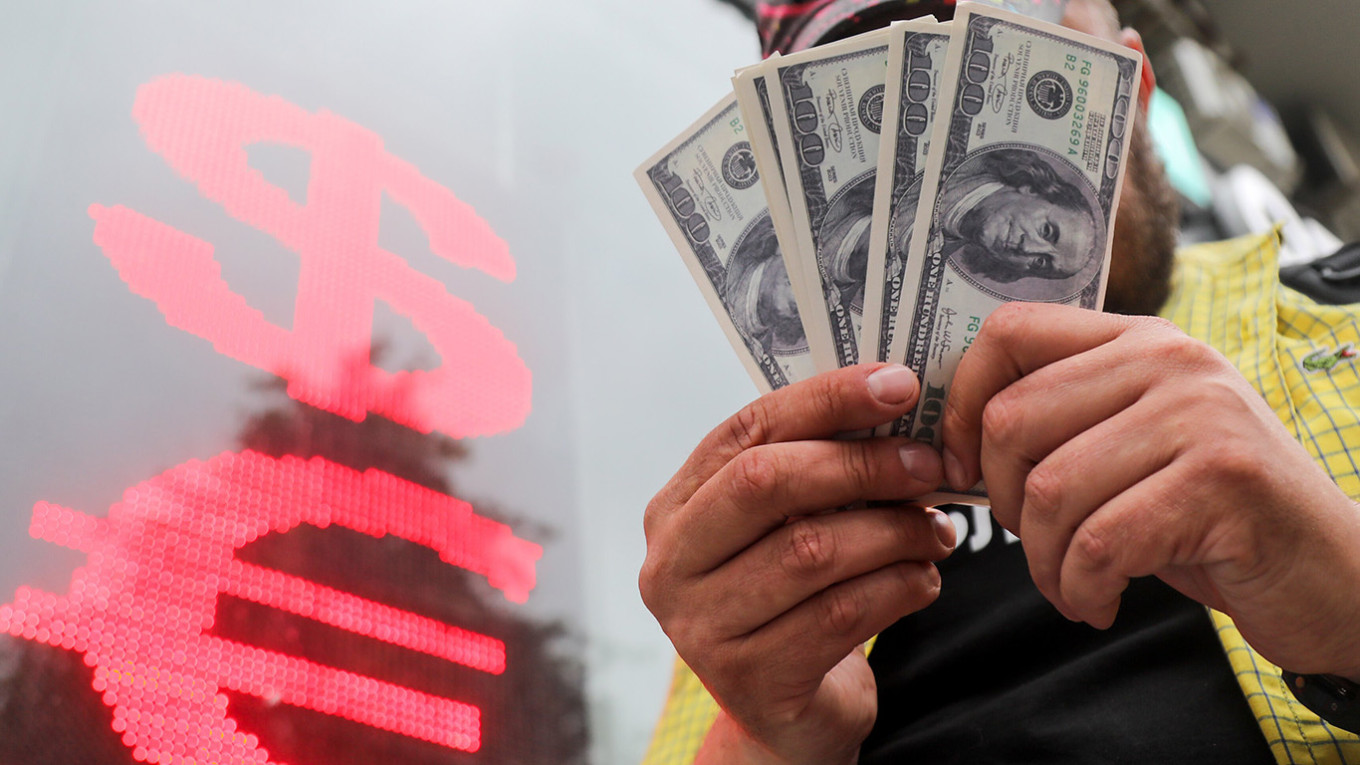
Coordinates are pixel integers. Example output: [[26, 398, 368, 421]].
[[756, 0, 1070, 57]]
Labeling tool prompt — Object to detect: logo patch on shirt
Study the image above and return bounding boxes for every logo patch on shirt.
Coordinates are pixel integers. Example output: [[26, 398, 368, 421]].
[[1301, 343, 1358, 374]]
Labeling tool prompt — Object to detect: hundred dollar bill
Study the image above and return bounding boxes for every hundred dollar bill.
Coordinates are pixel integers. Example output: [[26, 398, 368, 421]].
[[764, 28, 892, 372], [885, 4, 1141, 500], [733, 61, 819, 324], [863, 18, 952, 364], [636, 93, 818, 394]]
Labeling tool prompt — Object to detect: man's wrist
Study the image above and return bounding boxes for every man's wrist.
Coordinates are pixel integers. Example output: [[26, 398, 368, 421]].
[[1325, 500, 1360, 686], [696, 713, 785, 765], [696, 711, 859, 765], [1281, 500, 1360, 732]]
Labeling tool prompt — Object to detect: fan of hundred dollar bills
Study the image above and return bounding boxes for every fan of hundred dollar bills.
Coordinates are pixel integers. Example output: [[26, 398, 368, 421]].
[[636, 2, 1141, 502]]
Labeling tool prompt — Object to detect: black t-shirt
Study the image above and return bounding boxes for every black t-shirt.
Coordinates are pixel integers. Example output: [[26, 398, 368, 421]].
[[859, 506, 1276, 764]]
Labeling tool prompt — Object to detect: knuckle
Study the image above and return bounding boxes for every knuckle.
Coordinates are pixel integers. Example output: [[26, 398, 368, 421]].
[[728, 402, 771, 452], [728, 447, 782, 501], [728, 447, 783, 502], [781, 520, 836, 581], [839, 443, 879, 492], [1177, 376, 1255, 433], [1198, 372, 1250, 406], [642, 496, 667, 543], [981, 393, 1024, 447], [1154, 331, 1213, 370], [1205, 440, 1261, 486], [1023, 465, 1065, 524], [813, 375, 849, 420], [985, 302, 1030, 339], [663, 613, 704, 656], [1137, 315, 1181, 335], [942, 392, 971, 433], [817, 585, 868, 636], [1072, 522, 1116, 571], [713, 640, 753, 683], [946, 392, 968, 430], [637, 557, 663, 613], [1026, 550, 1054, 587]]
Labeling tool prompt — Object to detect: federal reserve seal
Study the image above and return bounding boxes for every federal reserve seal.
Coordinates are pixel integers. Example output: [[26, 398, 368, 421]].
[[858, 85, 885, 134], [722, 142, 759, 190], [1026, 71, 1074, 120]]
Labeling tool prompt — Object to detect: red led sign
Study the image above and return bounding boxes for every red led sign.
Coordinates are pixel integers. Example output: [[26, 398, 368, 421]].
[[4, 73, 546, 762], [0, 451, 542, 762], [90, 74, 532, 439]]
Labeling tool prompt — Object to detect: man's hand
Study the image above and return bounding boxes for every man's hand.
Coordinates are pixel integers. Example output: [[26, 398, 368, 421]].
[[640, 365, 956, 764], [942, 303, 1360, 680]]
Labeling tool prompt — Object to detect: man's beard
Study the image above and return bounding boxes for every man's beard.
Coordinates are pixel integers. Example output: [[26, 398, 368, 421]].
[[1102, 113, 1180, 316]]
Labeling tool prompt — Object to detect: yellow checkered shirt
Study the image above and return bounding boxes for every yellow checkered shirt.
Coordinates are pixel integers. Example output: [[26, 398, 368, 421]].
[[643, 232, 1360, 765]]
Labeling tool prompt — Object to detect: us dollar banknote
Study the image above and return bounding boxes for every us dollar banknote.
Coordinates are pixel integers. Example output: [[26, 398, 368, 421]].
[[636, 94, 817, 394], [765, 28, 892, 372], [733, 62, 818, 324], [863, 18, 951, 364], [885, 5, 1141, 484]]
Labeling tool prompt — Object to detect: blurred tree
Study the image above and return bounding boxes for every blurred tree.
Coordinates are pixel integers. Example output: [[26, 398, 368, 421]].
[[226, 357, 588, 765], [0, 636, 133, 764]]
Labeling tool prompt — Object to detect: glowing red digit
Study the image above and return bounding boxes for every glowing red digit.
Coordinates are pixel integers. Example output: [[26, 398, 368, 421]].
[[89, 74, 531, 438], [0, 451, 543, 763]]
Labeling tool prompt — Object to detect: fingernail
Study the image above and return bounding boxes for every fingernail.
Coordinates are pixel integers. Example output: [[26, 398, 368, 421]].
[[943, 449, 965, 490], [867, 365, 917, 404], [930, 510, 957, 549], [899, 443, 942, 485]]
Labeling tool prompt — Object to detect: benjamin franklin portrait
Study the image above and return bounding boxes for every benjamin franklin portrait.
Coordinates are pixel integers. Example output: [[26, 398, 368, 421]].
[[937, 147, 1104, 301], [725, 214, 809, 358]]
